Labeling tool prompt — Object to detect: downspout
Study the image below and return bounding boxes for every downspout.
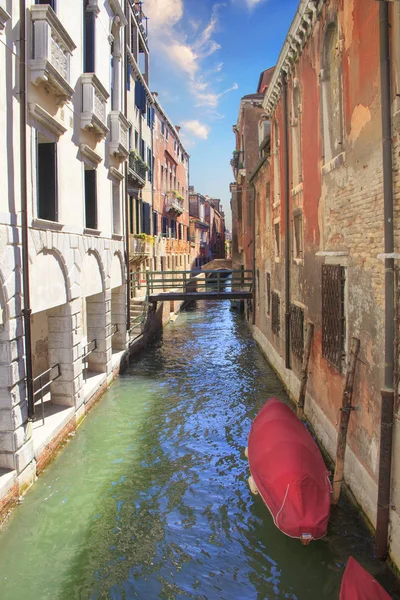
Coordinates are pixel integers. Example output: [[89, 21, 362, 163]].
[[251, 182, 256, 326], [282, 75, 291, 370], [124, 0, 131, 331], [376, 0, 395, 560], [20, 0, 34, 420]]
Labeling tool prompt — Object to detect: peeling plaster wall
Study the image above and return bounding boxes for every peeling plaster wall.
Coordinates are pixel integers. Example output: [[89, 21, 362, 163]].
[[250, 0, 399, 560]]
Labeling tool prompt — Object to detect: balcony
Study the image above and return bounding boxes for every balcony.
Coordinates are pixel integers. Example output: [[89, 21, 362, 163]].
[[129, 235, 151, 259], [166, 191, 184, 215], [109, 111, 129, 160], [81, 74, 109, 139], [128, 152, 147, 187], [30, 5, 76, 106], [230, 150, 245, 178]]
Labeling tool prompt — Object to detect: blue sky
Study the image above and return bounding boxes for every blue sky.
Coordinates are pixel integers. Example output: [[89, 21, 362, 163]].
[[145, 0, 299, 228]]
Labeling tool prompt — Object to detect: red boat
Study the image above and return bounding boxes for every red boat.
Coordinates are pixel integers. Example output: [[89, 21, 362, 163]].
[[246, 397, 331, 544], [340, 557, 392, 600]]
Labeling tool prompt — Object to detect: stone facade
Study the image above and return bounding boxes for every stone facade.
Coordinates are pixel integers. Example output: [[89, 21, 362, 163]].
[[232, 0, 400, 569]]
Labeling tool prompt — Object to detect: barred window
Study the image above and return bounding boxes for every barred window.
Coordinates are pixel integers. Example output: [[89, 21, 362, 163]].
[[271, 292, 280, 335], [274, 222, 280, 258], [266, 272, 271, 315], [293, 212, 303, 259], [290, 304, 304, 361], [322, 264, 346, 370]]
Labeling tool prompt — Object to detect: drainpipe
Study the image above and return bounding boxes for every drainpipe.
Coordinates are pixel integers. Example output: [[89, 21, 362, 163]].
[[282, 75, 291, 370], [376, 0, 395, 560], [19, 0, 34, 419], [251, 182, 256, 326], [124, 0, 131, 331]]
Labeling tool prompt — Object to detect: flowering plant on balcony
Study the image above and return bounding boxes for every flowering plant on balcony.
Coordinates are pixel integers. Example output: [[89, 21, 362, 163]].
[[129, 150, 149, 171], [172, 190, 185, 202]]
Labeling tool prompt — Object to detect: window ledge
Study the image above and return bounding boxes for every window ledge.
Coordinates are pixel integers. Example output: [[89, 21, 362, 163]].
[[112, 233, 123, 241], [321, 152, 346, 176], [275, 257, 280, 263], [291, 182, 303, 197], [31, 218, 64, 231], [293, 257, 304, 266], [84, 228, 101, 236]]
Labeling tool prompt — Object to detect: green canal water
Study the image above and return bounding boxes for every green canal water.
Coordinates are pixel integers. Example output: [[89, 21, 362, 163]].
[[0, 301, 399, 600]]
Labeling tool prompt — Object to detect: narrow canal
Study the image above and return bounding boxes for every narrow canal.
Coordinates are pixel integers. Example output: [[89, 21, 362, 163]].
[[0, 301, 398, 600]]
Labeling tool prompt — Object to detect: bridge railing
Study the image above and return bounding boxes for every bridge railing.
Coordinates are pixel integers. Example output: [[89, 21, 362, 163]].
[[145, 269, 253, 296]]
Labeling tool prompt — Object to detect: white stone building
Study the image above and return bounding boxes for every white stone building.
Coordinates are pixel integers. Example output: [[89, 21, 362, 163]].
[[0, 0, 129, 504]]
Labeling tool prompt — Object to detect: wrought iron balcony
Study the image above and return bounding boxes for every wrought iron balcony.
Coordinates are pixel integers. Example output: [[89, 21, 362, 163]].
[[128, 152, 147, 187], [166, 191, 184, 215], [30, 5, 76, 105], [81, 73, 109, 138], [109, 111, 129, 160]]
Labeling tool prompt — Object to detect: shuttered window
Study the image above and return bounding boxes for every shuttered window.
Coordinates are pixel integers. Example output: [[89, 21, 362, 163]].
[[290, 304, 304, 361], [84, 169, 97, 229], [153, 211, 158, 236], [37, 141, 58, 222]]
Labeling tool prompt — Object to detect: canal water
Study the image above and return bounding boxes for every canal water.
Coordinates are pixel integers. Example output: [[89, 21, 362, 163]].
[[0, 300, 398, 600]]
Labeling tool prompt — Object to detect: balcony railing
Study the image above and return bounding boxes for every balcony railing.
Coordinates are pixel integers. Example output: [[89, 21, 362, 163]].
[[128, 152, 147, 186], [109, 111, 129, 160], [130, 235, 151, 258], [230, 150, 245, 174], [30, 5, 76, 105], [81, 73, 109, 138], [166, 191, 184, 215]]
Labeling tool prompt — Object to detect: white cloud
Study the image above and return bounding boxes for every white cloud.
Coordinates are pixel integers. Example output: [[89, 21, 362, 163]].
[[181, 120, 211, 140], [244, 0, 266, 8], [192, 82, 239, 108], [145, 1, 237, 108], [145, 0, 183, 29]]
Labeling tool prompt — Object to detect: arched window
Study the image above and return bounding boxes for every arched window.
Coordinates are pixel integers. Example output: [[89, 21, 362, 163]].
[[273, 119, 280, 204], [321, 22, 343, 163], [291, 81, 302, 186]]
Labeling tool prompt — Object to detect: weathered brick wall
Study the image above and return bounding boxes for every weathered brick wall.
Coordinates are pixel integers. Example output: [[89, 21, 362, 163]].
[[252, 0, 386, 532]]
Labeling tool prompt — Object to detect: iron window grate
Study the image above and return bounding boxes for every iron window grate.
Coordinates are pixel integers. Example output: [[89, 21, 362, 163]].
[[271, 291, 280, 335], [267, 272, 271, 315], [290, 304, 304, 361], [322, 264, 346, 371]]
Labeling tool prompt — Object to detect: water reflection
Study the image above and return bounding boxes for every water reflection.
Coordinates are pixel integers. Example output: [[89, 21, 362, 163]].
[[0, 301, 398, 600]]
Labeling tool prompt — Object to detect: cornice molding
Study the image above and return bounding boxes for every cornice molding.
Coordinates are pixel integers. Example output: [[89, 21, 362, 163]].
[[108, 166, 124, 182], [109, 0, 128, 26], [79, 144, 102, 167], [263, 0, 323, 117], [29, 103, 67, 138], [0, 6, 11, 32]]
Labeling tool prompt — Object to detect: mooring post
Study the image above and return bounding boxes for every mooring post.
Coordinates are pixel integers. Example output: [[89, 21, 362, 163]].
[[297, 322, 314, 420], [332, 337, 361, 505]]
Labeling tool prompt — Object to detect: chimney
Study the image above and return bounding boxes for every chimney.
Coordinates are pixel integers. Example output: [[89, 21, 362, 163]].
[[175, 125, 181, 133]]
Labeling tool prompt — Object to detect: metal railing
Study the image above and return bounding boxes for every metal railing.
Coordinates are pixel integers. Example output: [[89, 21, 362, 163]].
[[82, 339, 97, 383], [128, 153, 147, 183], [144, 269, 253, 296], [33, 364, 61, 425]]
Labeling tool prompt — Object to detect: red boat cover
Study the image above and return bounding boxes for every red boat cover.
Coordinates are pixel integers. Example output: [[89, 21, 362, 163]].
[[340, 557, 392, 600], [247, 397, 331, 541]]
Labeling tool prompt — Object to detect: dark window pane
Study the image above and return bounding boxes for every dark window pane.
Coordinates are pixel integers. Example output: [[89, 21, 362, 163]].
[[37, 142, 57, 222], [84, 169, 97, 229], [84, 7, 95, 72]]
